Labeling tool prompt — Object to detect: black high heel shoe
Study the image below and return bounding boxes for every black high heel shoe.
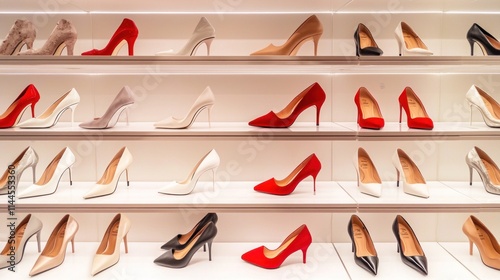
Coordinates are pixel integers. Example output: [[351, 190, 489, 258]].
[[466, 23, 500, 56], [392, 215, 428, 275], [160, 213, 218, 251], [154, 221, 217, 268], [347, 215, 379, 275], [354, 23, 383, 56]]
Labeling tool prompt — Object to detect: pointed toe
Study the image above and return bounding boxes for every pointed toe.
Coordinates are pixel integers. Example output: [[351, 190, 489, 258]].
[[357, 256, 378, 275], [405, 255, 428, 275]]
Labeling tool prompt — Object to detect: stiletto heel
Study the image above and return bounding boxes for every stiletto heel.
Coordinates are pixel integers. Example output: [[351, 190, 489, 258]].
[[396, 168, 400, 187], [0, 84, 40, 128], [126, 36, 137, 56], [18, 147, 76, 199], [399, 104, 403, 123], [32, 164, 37, 183], [0, 146, 38, 195], [465, 146, 500, 195], [125, 169, 130, 186], [468, 237, 473, 255], [155, 86, 215, 129], [469, 166, 473, 186], [462, 215, 500, 269], [211, 168, 217, 191], [468, 38, 475, 56], [0, 19, 36, 55], [398, 87, 434, 130], [68, 167, 73, 185], [249, 82, 326, 128], [466, 85, 500, 127], [158, 149, 220, 195], [18, 19, 77, 56], [69, 104, 76, 126], [124, 234, 129, 253], [392, 148, 429, 198], [348, 215, 379, 275], [253, 153, 321, 196], [71, 237, 75, 253], [207, 239, 213, 261], [241, 224, 312, 269], [466, 23, 500, 56], [204, 37, 214, 56], [36, 231, 42, 252], [392, 215, 428, 275], [394, 22, 432, 56], [251, 15, 323, 56], [30, 103, 36, 117], [82, 18, 139, 56], [301, 243, 310, 263], [156, 17, 215, 56], [160, 213, 218, 251]]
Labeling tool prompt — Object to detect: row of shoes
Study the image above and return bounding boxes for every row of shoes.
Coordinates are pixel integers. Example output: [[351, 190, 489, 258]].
[[0, 213, 130, 276]]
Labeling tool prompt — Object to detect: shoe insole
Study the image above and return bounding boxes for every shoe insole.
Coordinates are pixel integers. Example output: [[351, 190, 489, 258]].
[[481, 159, 500, 185], [37, 151, 64, 185], [264, 235, 297, 259], [0, 223, 27, 255], [276, 84, 315, 119], [398, 223, 423, 256], [359, 31, 375, 49], [178, 225, 198, 245], [174, 223, 210, 260], [407, 97, 427, 119], [360, 96, 382, 119], [486, 35, 500, 50], [98, 158, 120, 185], [352, 223, 376, 257], [480, 95, 500, 120], [97, 220, 119, 255], [475, 225, 500, 259], [403, 31, 427, 50], [400, 157, 425, 184], [38, 90, 71, 119], [43, 223, 67, 257], [276, 155, 312, 187], [358, 156, 381, 184]]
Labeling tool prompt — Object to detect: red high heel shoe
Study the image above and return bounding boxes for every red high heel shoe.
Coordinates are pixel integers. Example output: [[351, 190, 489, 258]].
[[253, 154, 321, 195], [0, 84, 40, 129], [398, 87, 433, 130], [354, 87, 384, 129], [241, 224, 312, 269], [248, 82, 326, 128], [82, 18, 138, 56]]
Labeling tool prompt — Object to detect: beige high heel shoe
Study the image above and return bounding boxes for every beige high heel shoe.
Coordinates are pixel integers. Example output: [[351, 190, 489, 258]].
[[91, 213, 131, 276], [462, 215, 500, 270], [251, 15, 323, 56], [0, 19, 36, 55], [29, 214, 79, 276], [18, 19, 77, 56]]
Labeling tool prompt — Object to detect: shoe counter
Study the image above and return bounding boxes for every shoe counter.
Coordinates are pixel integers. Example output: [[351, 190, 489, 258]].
[[1, 0, 500, 279]]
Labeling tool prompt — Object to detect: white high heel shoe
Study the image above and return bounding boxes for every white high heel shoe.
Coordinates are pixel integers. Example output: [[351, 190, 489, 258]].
[[154, 86, 215, 129], [353, 147, 382, 197], [18, 147, 75, 199], [158, 149, 220, 195], [156, 17, 215, 56], [392, 148, 429, 198], [18, 88, 80, 128], [466, 84, 500, 128], [395, 22, 432, 56], [83, 147, 133, 199], [0, 146, 38, 195], [91, 213, 131, 276]]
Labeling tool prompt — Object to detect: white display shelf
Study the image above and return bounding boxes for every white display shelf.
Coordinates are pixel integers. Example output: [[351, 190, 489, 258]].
[[440, 242, 500, 280], [334, 242, 478, 279], [0, 242, 343, 280], [1, 122, 355, 141], [441, 181, 500, 210], [9, 181, 356, 213], [338, 181, 484, 212]]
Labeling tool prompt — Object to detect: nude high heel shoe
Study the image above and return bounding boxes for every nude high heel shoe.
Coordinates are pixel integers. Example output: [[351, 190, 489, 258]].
[[158, 149, 219, 195], [83, 147, 133, 199], [0, 214, 42, 269], [251, 15, 323, 56], [0, 19, 36, 55], [395, 22, 432, 56], [18, 88, 80, 128], [466, 85, 500, 128], [18, 19, 77, 56], [466, 146, 500, 195], [91, 213, 131, 276], [18, 147, 75, 199], [462, 215, 500, 270], [392, 148, 429, 198], [29, 214, 79, 276], [154, 86, 214, 129], [79, 86, 135, 129], [353, 147, 382, 197], [0, 146, 38, 195], [156, 17, 215, 56]]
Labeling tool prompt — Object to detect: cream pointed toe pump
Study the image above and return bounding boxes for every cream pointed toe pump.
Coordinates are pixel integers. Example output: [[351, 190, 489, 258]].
[[0, 146, 38, 195], [395, 22, 432, 56], [91, 213, 131, 276], [156, 17, 215, 56], [158, 149, 220, 195], [392, 148, 429, 198], [354, 147, 382, 197], [84, 146, 133, 199]]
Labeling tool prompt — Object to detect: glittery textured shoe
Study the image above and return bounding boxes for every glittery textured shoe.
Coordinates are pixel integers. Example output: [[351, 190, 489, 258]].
[[0, 19, 36, 55], [18, 19, 77, 56]]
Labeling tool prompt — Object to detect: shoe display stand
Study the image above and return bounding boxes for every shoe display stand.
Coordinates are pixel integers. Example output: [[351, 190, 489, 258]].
[[1, 0, 500, 279]]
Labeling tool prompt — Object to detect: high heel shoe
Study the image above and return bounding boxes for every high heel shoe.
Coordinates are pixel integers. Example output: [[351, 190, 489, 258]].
[[253, 153, 321, 196], [462, 215, 500, 270], [348, 215, 378, 275], [466, 84, 500, 128], [161, 213, 218, 250], [398, 87, 433, 130], [79, 86, 135, 129], [82, 18, 138, 56], [354, 87, 384, 129], [354, 23, 383, 56], [29, 214, 79, 276], [91, 213, 131, 276], [154, 221, 217, 268], [466, 146, 500, 195], [158, 149, 219, 195], [0, 19, 36, 55], [18, 19, 77, 56], [154, 86, 214, 129], [83, 146, 133, 199], [251, 15, 323, 56], [241, 224, 312, 269], [0, 214, 42, 269], [248, 82, 326, 128], [392, 215, 428, 275], [354, 148, 382, 197], [392, 148, 429, 198], [18, 88, 80, 128], [156, 17, 215, 56], [18, 147, 75, 199], [0, 84, 40, 129], [394, 22, 432, 56], [467, 23, 500, 56], [0, 146, 38, 195]]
